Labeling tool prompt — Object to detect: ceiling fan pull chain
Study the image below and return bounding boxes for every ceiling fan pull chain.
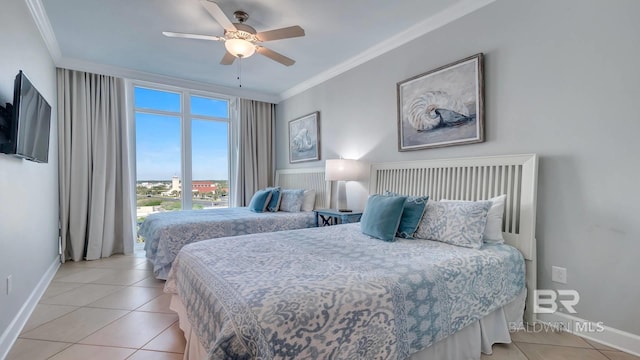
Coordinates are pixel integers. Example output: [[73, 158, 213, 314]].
[[237, 56, 242, 88]]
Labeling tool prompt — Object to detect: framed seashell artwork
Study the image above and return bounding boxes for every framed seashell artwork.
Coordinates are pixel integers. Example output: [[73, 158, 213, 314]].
[[397, 53, 484, 151], [289, 111, 320, 163]]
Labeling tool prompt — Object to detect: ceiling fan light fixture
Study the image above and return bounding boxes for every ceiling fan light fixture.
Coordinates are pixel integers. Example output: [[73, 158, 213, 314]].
[[225, 38, 256, 58], [164, 2, 303, 66]]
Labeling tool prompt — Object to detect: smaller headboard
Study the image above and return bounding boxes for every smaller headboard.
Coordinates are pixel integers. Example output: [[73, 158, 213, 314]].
[[369, 154, 538, 261], [275, 167, 330, 210]]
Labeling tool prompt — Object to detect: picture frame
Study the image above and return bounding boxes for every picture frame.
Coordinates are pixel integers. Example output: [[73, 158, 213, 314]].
[[289, 111, 320, 163], [397, 53, 484, 151]]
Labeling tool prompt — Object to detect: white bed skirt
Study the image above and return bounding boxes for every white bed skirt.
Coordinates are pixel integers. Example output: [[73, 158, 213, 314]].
[[170, 288, 526, 360]]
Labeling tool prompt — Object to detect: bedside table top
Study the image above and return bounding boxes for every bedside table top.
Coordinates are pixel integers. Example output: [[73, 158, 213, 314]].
[[314, 209, 363, 216], [314, 209, 363, 227]]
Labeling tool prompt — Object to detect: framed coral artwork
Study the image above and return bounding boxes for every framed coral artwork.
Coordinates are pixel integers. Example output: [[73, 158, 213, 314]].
[[397, 53, 484, 151], [289, 111, 320, 163]]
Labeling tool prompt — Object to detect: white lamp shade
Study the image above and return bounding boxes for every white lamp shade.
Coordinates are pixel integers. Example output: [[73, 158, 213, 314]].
[[325, 159, 363, 181], [224, 39, 256, 58]]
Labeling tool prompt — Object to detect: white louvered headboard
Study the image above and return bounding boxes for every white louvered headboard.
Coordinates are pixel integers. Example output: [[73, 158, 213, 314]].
[[275, 167, 331, 210], [370, 154, 539, 322]]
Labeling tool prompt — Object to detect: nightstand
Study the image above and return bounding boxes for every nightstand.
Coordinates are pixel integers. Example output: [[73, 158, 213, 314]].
[[314, 209, 363, 227]]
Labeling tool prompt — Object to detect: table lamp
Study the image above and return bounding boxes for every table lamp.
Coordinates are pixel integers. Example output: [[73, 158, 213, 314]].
[[325, 158, 363, 212]]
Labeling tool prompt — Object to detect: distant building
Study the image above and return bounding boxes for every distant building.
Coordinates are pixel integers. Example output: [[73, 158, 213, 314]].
[[161, 176, 219, 196], [139, 181, 167, 189], [192, 181, 217, 194], [171, 176, 181, 192], [160, 175, 182, 196]]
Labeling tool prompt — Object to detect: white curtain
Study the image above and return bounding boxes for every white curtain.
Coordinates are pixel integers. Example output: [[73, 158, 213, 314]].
[[57, 68, 135, 262], [233, 99, 276, 206]]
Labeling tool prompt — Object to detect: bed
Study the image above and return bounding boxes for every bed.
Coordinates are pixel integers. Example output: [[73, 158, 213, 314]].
[[166, 154, 539, 359], [140, 168, 330, 279]]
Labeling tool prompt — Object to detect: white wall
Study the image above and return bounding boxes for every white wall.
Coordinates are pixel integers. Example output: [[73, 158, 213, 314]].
[[276, 0, 640, 335], [0, 0, 59, 353]]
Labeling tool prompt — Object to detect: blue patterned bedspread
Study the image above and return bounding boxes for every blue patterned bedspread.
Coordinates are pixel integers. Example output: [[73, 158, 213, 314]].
[[166, 223, 525, 359], [140, 207, 315, 279]]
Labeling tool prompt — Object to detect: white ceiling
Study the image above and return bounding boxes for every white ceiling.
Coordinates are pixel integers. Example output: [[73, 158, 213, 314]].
[[37, 0, 492, 101]]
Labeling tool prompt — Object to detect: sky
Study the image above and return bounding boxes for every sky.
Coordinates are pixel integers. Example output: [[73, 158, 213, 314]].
[[135, 87, 229, 181]]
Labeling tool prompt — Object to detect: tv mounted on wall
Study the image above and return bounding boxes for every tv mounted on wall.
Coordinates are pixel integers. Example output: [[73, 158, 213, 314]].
[[0, 70, 52, 163]]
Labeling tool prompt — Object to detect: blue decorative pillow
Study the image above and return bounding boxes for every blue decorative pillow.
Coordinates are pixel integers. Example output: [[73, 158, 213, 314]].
[[265, 186, 282, 212], [414, 201, 492, 249], [360, 194, 407, 241], [279, 189, 305, 212], [248, 189, 273, 213], [384, 191, 429, 239]]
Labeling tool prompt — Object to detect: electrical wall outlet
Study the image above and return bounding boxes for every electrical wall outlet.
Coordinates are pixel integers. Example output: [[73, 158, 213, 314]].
[[6, 275, 12, 295], [552, 266, 567, 284]]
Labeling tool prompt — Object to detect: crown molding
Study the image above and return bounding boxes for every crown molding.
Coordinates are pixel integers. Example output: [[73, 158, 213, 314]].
[[25, 0, 62, 62], [277, 0, 496, 102], [56, 57, 280, 103], [25, 0, 494, 104]]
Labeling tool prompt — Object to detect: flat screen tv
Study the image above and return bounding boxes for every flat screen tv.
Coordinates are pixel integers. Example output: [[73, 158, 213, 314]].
[[1, 71, 52, 163]]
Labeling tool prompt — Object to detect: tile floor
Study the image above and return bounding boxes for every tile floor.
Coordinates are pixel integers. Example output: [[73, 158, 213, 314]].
[[7, 250, 183, 360], [6, 250, 640, 360]]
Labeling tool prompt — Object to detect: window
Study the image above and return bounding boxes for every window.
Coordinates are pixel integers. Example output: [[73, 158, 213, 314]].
[[133, 85, 231, 222]]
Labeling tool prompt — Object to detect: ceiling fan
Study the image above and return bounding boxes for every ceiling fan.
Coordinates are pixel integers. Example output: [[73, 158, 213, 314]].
[[163, 0, 305, 66]]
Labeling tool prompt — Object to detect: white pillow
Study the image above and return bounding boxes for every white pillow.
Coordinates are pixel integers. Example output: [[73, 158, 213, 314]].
[[441, 195, 506, 244], [301, 190, 316, 211]]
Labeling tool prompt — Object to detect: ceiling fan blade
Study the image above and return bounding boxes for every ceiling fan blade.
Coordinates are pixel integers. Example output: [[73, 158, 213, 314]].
[[162, 31, 223, 41], [200, 0, 236, 32], [256, 26, 305, 42], [256, 46, 295, 66], [220, 51, 236, 65]]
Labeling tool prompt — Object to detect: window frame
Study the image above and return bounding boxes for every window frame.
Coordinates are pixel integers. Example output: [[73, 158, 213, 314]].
[[128, 80, 235, 211]]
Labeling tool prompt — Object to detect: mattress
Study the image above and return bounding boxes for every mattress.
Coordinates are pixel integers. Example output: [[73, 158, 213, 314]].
[[140, 207, 316, 279], [165, 223, 526, 359]]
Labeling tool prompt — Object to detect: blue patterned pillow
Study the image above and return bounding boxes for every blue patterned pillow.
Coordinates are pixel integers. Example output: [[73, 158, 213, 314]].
[[360, 194, 407, 241], [414, 201, 491, 249], [279, 189, 305, 212], [248, 189, 273, 213], [441, 195, 506, 244], [265, 186, 282, 212], [384, 191, 429, 239]]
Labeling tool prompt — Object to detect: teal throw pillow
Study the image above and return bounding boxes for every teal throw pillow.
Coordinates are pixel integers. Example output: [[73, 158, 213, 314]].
[[265, 186, 282, 212], [248, 189, 273, 213], [384, 191, 429, 239], [360, 194, 407, 241]]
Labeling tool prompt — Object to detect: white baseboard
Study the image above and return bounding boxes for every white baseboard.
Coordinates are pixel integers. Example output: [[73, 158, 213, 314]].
[[538, 312, 640, 356], [0, 257, 60, 360]]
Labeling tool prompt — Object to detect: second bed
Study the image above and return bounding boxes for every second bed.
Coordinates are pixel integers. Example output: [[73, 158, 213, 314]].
[[140, 168, 330, 279]]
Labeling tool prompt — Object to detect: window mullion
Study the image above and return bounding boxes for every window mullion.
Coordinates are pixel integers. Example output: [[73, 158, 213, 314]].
[[181, 91, 193, 210], [190, 115, 230, 123], [135, 108, 181, 118]]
